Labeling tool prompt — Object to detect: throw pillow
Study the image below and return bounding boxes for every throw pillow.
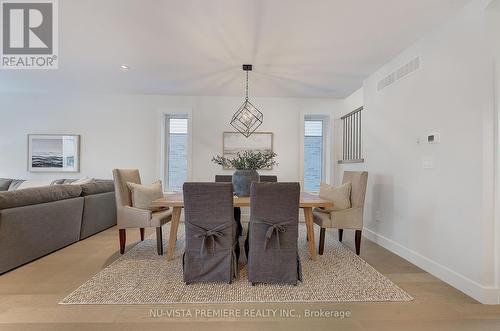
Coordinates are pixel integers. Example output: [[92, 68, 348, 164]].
[[126, 180, 165, 211], [0, 178, 13, 191], [50, 179, 66, 185], [318, 182, 351, 211], [16, 180, 54, 190], [70, 177, 95, 185], [8, 179, 25, 191]]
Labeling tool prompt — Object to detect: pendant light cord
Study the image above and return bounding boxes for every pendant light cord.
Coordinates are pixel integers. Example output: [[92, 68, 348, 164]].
[[245, 70, 249, 101]]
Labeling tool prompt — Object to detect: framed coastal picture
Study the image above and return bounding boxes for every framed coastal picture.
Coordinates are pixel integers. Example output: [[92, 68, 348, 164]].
[[28, 134, 80, 172], [222, 132, 273, 169]]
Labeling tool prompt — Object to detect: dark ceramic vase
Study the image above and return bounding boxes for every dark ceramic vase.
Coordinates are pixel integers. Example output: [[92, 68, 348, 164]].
[[232, 170, 259, 197]]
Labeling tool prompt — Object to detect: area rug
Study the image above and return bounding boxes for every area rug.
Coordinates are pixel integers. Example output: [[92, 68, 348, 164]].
[[60, 224, 413, 304]]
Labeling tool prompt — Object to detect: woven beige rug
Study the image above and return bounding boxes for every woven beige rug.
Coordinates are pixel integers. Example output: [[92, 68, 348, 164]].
[[60, 224, 413, 304]]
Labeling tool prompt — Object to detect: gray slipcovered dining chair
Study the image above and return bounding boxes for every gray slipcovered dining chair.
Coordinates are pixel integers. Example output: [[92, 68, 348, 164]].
[[214, 175, 242, 237], [216, 175, 278, 182], [112, 169, 172, 255], [313, 171, 368, 255], [214, 175, 232, 183], [259, 175, 278, 182], [246, 182, 302, 285], [183, 182, 238, 284]]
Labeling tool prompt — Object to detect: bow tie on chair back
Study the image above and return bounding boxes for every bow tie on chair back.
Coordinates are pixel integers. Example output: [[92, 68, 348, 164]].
[[188, 222, 229, 256], [255, 220, 292, 250]]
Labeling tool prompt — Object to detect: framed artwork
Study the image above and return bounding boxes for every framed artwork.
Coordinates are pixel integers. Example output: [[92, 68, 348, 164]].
[[28, 134, 80, 172], [222, 132, 274, 169]]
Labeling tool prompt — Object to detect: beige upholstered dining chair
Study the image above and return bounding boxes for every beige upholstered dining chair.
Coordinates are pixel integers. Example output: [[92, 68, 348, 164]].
[[313, 171, 368, 255], [112, 169, 172, 255]]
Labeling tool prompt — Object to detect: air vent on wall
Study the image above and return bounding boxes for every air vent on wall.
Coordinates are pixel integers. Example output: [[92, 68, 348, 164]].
[[377, 56, 420, 91]]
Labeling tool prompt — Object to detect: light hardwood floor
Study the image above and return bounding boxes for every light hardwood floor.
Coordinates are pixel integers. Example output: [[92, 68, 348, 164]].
[[1, 215, 499, 331]]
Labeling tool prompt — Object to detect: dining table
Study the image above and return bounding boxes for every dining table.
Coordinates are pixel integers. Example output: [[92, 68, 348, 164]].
[[151, 191, 334, 262]]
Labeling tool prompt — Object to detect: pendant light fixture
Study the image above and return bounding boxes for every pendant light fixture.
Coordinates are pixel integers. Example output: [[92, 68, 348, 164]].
[[230, 64, 263, 138]]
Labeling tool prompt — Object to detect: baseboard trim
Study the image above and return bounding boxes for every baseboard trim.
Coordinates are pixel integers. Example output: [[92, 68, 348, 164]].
[[363, 227, 500, 304]]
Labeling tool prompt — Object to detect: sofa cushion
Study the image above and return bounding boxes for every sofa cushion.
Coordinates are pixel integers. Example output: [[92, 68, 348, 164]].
[[80, 191, 116, 240], [0, 178, 13, 191], [318, 182, 351, 211], [8, 179, 25, 191], [80, 181, 115, 196], [0, 185, 82, 210]]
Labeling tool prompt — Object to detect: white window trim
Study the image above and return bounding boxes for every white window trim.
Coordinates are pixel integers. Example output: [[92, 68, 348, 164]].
[[299, 113, 331, 192], [160, 109, 193, 193]]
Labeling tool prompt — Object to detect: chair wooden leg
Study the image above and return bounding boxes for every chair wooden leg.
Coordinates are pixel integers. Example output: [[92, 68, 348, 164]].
[[140, 228, 145, 241], [119, 229, 126, 254], [318, 228, 326, 255], [355, 230, 362, 255], [156, 227, 163, 255], [338, 229, 343, 242]]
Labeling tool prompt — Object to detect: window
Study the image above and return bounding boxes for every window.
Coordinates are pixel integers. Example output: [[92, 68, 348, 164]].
[[339, 106, 364, 163], [165, 115, 189, 192], [304, 117, 326, 192]]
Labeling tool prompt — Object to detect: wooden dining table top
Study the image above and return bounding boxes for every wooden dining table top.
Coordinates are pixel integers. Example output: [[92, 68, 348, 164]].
[[153, 191, 332, 261], [151, 191, 334, 209]]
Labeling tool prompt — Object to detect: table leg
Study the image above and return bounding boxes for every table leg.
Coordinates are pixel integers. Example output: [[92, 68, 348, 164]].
[[166, 206, 182, 261], [303, 207, 318, 261]]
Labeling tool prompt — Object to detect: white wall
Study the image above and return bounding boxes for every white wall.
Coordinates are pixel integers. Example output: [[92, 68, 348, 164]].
[[486, 0, 500, 295], [0, 94, 341, 185], [335, 0, 499, 303]]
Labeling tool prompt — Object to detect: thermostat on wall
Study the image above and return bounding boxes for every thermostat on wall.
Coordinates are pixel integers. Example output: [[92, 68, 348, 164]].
[[427, 133, 440, 144]]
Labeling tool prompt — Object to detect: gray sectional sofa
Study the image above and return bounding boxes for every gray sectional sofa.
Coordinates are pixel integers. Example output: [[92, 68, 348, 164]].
[[0, 180, 117, 274]]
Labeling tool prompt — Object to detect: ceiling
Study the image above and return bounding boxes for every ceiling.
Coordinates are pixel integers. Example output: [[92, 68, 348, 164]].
[[0, 0, 470, 98]]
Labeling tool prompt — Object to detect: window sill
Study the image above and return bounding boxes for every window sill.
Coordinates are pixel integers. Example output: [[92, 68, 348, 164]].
[[338, 159, 364, 164]]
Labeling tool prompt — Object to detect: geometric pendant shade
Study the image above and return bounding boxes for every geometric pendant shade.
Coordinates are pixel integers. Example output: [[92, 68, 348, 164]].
[[230, 64, 263, 138], [230, 99, 263, 138]]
